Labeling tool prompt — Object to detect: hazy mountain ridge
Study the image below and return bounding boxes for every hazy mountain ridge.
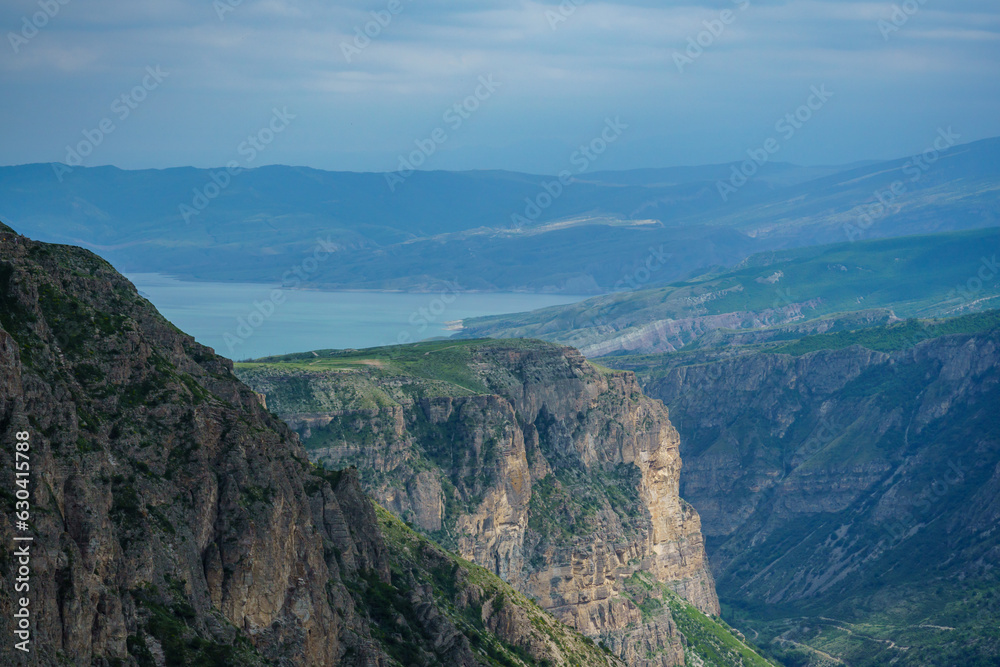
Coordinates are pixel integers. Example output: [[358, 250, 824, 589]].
[[2, 137, 997, 294], [459, 227, 1000, 356]]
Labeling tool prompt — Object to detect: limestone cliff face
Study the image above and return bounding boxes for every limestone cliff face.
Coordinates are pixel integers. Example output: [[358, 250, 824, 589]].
[[0, 224, 622, 667], [239, 340, 722, 665]]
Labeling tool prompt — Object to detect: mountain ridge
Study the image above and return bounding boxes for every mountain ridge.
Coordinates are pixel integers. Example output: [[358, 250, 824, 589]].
[[458, 227, 1000, 356]]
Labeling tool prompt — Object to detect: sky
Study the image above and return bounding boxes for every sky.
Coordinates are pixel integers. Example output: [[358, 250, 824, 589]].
[[1, 0, 999, 175]]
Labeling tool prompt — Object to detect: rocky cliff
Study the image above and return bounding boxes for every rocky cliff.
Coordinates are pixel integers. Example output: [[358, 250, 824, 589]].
[[609, 323, 1000, 665], [236, 341, 772, 667], [0, 222, 621, 667]]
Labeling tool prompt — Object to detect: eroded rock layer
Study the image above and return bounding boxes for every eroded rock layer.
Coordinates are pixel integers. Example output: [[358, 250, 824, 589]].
[[239, 340, 723, 664]]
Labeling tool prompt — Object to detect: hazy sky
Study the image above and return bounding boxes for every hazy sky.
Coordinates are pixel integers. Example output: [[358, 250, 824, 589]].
[[2, 0, 998, 174]]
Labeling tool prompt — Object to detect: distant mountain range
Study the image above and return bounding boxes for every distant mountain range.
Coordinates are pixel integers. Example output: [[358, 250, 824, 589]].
[[1, 136, 997, 293]]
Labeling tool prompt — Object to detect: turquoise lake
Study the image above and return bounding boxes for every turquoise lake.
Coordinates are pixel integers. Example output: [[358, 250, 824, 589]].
[[127, 273, 585, 361]]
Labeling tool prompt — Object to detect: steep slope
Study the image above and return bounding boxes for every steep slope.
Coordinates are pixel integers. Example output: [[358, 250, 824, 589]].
[[235, 340, 774, 666], [606, 317, 1000, 665], [459, 227, 1000, 356], [0, 221, 620, 666]]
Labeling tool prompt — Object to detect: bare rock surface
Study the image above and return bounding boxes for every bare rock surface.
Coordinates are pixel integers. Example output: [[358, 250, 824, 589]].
[[238, 339, 725, 664]]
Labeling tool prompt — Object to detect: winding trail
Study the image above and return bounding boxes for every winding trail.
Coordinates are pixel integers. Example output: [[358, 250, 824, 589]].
[[815, 617, 909, 651], [773, 635, 845, 665]]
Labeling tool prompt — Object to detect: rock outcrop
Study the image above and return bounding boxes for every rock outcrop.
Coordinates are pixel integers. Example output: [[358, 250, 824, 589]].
[[238, 340, 730, 665]]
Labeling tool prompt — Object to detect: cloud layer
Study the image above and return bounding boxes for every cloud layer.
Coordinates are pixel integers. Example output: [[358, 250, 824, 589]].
[[2, 0, 998, 172]]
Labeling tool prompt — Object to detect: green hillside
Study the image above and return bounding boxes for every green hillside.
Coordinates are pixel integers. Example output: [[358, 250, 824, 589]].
[[459, 227, 1000, 356], [769, 308, 1000, 355]]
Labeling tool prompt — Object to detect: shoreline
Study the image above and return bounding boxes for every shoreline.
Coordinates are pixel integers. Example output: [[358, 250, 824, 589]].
[[124, 272, 598, 297]]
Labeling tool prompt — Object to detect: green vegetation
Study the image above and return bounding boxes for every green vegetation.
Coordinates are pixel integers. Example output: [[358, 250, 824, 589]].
[[34, 281, 124, 356], [238, 338, 573, 397], [362, 504, 618, 666], [770, 309, 1000, 355], [527, 465, 644, 547], [527, 473, 578, 541], [622, 572, 778, 667], [701, 229, 999, 319], [110, 475, 145, 550], [461, 227, 1000, 355], [731, 575, 1000, 667], [238, 484, 274, 507], [130, 582, 262, 667], [303, 464, 344, 495]]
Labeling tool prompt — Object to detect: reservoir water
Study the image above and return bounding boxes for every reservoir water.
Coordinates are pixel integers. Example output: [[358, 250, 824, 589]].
[[127, 273, 585, 361]]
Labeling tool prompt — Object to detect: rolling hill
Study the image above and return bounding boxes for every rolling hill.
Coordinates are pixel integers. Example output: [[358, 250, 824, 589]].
[[459, 227, 1000, 356]]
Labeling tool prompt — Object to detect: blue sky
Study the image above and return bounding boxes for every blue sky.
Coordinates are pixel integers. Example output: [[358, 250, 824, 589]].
[[1, 0, 998, 174]]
